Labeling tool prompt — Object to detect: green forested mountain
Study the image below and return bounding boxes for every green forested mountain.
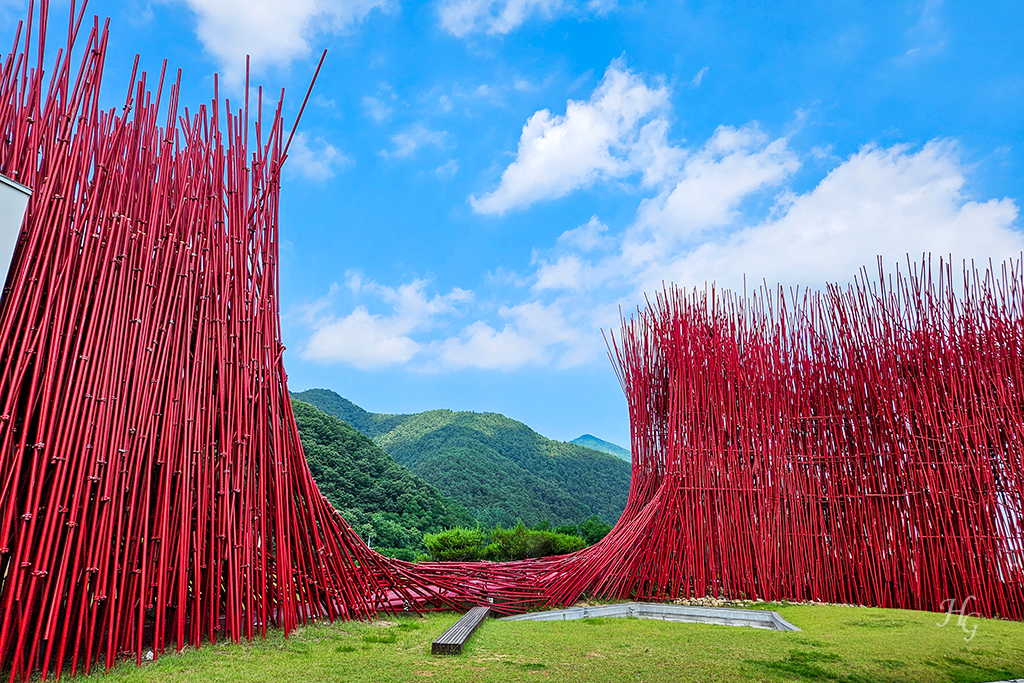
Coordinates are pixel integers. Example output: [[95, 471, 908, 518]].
[[291, 398, 475, 554], [292, 389, 632, 529], [570, 434, 631, 462], [292, 388, 405, 438]]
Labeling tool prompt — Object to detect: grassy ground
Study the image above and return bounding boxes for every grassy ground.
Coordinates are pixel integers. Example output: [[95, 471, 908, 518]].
[[72, 603, 1024, 683]]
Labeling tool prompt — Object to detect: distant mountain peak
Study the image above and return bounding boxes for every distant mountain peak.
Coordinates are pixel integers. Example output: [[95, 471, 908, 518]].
[[570, 434, 631, 462]]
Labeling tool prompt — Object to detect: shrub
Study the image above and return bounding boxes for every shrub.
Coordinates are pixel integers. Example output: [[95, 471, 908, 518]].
[[550, 531, 586, 555], [487, 523, 586, 560], [422, 526, 485, 561], [377, 547, 417, 562], [554, 522, 580, 537], [489, 522, 530, 560], [424, 519, 599, 563], [579, 515, 612, 545]]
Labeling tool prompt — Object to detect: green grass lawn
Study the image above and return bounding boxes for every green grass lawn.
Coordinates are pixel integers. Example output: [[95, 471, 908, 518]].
[[74, 604, 1024, 683]]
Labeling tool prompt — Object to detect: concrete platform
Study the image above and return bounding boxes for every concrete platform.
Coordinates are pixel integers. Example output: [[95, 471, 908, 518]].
[[500, 601, 801, 631]]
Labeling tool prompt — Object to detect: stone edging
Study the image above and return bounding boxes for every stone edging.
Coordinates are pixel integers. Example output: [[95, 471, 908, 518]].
[[499, 601, 801, 631]]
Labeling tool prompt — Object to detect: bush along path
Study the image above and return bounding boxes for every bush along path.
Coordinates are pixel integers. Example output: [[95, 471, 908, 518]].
[[420, 520, 611, 562]]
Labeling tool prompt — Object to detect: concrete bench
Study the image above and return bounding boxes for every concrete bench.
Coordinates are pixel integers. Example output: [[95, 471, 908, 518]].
[[432, 605, 491, 655]]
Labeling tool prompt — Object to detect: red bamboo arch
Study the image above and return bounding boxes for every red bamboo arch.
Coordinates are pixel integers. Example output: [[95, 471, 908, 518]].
[[0, 4, 1021, 680]]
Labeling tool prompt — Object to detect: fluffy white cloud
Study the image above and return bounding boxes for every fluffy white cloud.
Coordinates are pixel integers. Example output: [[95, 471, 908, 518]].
[[285, 132, 353, 180], [439, 321, 544, 370], [557, 215, 610, 252], [533, 216, 619, 290], [362, 96, 393, 124], [533, 255, 588, 291], [634, 141, 1023, 294], [439, 0, 564, 37], [509, 139, 1021, 372], [470, 61, 669, 215], [440, 301, 589, 370], [181, 0, 388, 84], [301, 277, 472, 368], [298, 58, 1023, 374], [622, 125, 799, 266], [304, 307, 421, 368], [382, 124, 449, 159]]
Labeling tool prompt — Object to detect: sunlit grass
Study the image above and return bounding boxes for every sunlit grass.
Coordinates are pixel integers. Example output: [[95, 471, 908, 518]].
[[72, 604, 1024, 683]]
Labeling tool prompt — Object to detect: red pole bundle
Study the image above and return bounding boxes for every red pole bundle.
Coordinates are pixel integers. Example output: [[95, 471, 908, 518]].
[[589, 259, 1024, 618], [1, 4, 1022, 681], [0, 5, 439, 680]]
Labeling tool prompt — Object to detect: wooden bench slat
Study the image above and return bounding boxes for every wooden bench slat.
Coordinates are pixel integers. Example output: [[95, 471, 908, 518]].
[[432, 606, 491, 655]]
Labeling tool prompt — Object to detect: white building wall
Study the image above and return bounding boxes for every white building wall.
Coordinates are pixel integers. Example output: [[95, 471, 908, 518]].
[[0, 174, 31, 304]]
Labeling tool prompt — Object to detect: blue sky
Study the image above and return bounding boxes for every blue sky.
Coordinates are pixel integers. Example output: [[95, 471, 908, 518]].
[[8, 0, 1022, 448]]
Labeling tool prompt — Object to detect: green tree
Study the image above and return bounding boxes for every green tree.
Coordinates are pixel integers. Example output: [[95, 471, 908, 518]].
[[422, 527, 486, 561], [484, 522, 586, 560], [579, 515, 613, 545], [554, 522, 580, 537]]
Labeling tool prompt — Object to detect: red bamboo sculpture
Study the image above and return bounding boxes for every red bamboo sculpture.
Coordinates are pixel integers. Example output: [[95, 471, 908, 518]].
[[1, 3, 1022, 681], [0, 4, 453, 679], [595, 265, 1024, 617]]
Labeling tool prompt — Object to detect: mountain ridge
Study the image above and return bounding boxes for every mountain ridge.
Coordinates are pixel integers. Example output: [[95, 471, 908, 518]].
[[290, 398, 475, 555], [292, 389, 631, 529]]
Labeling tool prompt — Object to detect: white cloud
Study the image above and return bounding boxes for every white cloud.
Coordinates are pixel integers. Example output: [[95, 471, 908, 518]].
[[470, 60, 670, 215], [557, 215, 610, 252], [362, 96, 393, 124], [532, 217, 617, 291], [623, 124, 799, 264], [628, 118, 686, 187], [634, 141, 1022, 294], [474, 84, 497, 98], [304, 307, 421, 368], [297, 58, 1024, 375], [382, 124, 449, 159], [513, 77, 533, 92], [440, 321, 544, 370], [313, 94, 336, 108], [439, 0, 565, 37], [362, 82, 397, 123], [810, 144, 835, 160], [435, 159, 460, 178], [302, 276, 472, 368], [440, 301, 588, 370], [691, 66, 708, 86], [181, 0, 389, 84], [533, 255, 601, 291], [286, 132, 353, 180], [518, 139, 1020, 371], [438, 0, 615, 37]]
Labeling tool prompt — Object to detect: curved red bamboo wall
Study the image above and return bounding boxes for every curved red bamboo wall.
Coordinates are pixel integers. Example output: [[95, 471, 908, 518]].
[[599, 268, 1024, 618], [0, 4, 1022, 681], [0, 4, 462, 679]]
